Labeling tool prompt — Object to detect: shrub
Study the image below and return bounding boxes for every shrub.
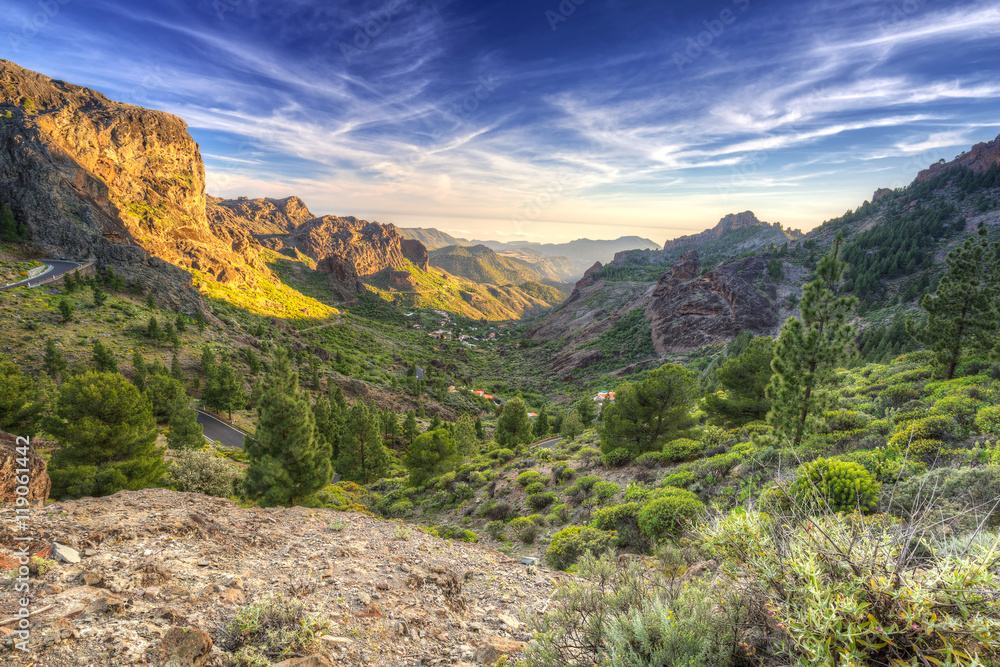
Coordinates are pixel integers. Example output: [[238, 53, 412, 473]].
[[527, 513, 546, 525], [592, 481, 620, 501], [576, 474, 602, 491], [224, 594, 332, 666], [522, 479, 544, 494], [545, 525, 617, 570], [557, 466, 576, 481], [602, 447, 631, 467], [592, 502, 645, 548], [877, 383, 921, 410], [702, 510, 1000, 667], [623, 482, 652, 503], [516, 470, 542, 486], [661, 471, 695, 489], [549, 503, 571, 524], [508, 516, 539, 543], [166, 450, 241, 497], [635, 451, 664, 468], [888, 414, 956, 449], [699, 425, 735, 450], [482, 501, 514, 521], [637, 490, 703, 541], [577, 446, 602, 464], [491, 448, 516, 462], [528, 491, 557, 510], [662, 438, 703, 463], [386, 499, 413, 518], [791, 457, 880, 513], [975, 404, 1000, 436], [837, 447, 926, 483], [485, 520, 506, 540], [526, 553, 737, 667], [932, 395, 980, 431], [890, 466, 1000, 528]]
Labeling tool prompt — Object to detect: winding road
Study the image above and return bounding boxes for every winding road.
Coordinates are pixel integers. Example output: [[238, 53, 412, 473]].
[[1, 260, 81, 290], [195, 409, 247, 449]]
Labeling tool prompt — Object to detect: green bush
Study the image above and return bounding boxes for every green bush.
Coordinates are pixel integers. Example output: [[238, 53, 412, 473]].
[[888, 414, 956, 449], [491, 448, 516, 462], [524, 481, 546, 494], [602, 447, 631, 467], [975, 405, 1000, 436], [661, 471, 695, 489], [225, 594, 332, 666], [791, 457, 880, 513], [485, 520, 506, 540], [166, 450, 241, 497], [576, 474, 602, 491], [877, 384, 921, 410], [517, 470, 542, 486], [528, 491, 557, 510], [592, 502, 645, 548], [837, 447, 926, 483], [623, 482, 652, 503], [890, 466, 1000, 527], [387, 499, 414, 518], [549, 503, 571, 524], [558, 466, 577, 481], [592, 481, 620, 501], [508, 516, 539, 543], [545, 525, 617, 570], [662, 438, 704, 463], [635, 451, 664, 468], [932, 395, 980, 431], [637, 490, 704, 541], [703, 510, 1000, 667]]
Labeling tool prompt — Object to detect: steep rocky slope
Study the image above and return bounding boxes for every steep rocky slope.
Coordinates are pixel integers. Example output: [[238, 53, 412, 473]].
[[207, 195, 314, 235], [0, 60, 211, 311], [399, 227, 470, 251], [645, 250, 779, 354], [0, 489, 560, 666]]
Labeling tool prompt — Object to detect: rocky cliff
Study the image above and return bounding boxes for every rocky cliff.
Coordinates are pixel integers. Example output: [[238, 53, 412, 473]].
[[207, 195, 314, 235], [0, 60, 211, 311], [645, 250, 779, 354], [0, 60, 283, 310], [916, 134, 1000, 183]]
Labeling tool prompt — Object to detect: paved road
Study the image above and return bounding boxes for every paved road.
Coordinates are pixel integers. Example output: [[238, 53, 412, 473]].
[[0, 260, 80, 290], [196, 410, 246, 449]]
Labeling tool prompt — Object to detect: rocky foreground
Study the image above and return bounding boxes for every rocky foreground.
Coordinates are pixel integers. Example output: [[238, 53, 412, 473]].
[[0, 489, 563, 666]]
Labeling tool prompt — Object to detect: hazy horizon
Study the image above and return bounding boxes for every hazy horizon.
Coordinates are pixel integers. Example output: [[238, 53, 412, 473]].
[[3, 0, 998, 243]]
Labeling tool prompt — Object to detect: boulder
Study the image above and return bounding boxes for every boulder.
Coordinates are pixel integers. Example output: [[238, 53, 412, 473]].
[[474, 636, 526, 665], [0, 430, 50, 507], [145, 626, 212, 667]]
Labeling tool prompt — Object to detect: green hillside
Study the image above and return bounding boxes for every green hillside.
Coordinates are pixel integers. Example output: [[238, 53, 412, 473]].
[[430, 244, 548, 285]]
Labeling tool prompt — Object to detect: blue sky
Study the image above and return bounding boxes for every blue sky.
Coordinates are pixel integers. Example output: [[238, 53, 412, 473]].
[[3, 0, 999, 243]]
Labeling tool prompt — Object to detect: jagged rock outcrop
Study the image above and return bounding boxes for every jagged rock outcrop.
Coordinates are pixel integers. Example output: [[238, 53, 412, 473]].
[[207, 195, 313, 235], [645, 251, 778, 354], [916, 134, 1000, 183], [0, 430, 50, 507], [401, 238, 429, 270], [663, 211, 765, 251]]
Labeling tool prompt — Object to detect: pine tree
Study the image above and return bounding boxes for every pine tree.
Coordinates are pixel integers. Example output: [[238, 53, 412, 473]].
[[175, 315, 187, 333], [495, 397, 532, 447], [144, 374, 186, 421], [43, 338, 67, 380], [195, 309, 207, 331], [244, 384, 332, 507], [402, 410, 419, 446], [92, 284, 107, 308], [63, 272, 76, 293], [166, 400, 204, 450], [132, 350, 148, 391], [46, 371, 165, 499], [336, 400, 390, 484], [907, 227, 1000, 380], [704, 336, 774, 426], [600, 363, 697, 457], [147, 316, 162, 345], [560, 410, 583, 441], [92, 340, 117, 373], [576, 397, 596, 425], [404, 428, 457, 486], [204, 357, 246, 419], [58, 298, 73, 322], [312, 394, 344, 461], [474, 416, 485, 441], [165, 321, 180, 349], [454, 413, 478, 457], [380, 409, 400, 449], [766, 234, 856, 448], [146, 292, 156, 309], [533, 405, 550, 438], [170, 353, 184, 382], [200, 345, 217, 378]]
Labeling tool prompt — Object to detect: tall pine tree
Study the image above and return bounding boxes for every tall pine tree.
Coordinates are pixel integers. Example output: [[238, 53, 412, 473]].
[[337, 400, 390, 484], [243, 355, 332, 506], [766, 233, 856, 448], [43, 338, 67, 380], [166, 400, 205, 450], [907, 226, 1000, 380]]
